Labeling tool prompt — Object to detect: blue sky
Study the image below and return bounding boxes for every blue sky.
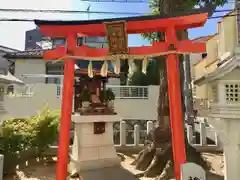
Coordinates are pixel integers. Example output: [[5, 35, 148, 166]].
[[0, 0, 235, 50]]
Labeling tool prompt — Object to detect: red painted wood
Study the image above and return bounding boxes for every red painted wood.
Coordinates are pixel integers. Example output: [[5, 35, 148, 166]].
[[39, 13, 208, 37], [43, 41, 206, 60], [165, 27, 186, 180], [44, 46, 66, 59], [56, 36, 75, 180]]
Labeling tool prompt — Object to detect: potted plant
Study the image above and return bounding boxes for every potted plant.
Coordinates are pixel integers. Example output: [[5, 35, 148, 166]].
[[80, 88, 91, 108]]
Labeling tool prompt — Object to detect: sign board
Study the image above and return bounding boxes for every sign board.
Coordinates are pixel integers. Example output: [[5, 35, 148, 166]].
[[104, 21, 128, 54], [181, 162, 206, 180]]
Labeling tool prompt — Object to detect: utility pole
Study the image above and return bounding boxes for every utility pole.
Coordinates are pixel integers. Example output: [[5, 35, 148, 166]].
[[183, 54, 195, 131], [87, 5, 91, 20]]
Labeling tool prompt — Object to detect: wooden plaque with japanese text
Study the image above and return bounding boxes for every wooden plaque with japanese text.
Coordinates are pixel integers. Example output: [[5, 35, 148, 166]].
[[104, 21, 128, 54]]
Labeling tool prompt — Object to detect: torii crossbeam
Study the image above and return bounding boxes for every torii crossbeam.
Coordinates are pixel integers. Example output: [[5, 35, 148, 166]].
[[35, 8, 208, 180]]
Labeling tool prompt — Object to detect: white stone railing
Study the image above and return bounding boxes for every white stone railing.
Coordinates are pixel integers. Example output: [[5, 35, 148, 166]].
[[44, 121, 222, 156]]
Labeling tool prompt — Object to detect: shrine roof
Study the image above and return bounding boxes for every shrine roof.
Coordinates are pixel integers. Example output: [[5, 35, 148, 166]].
[[4, 49, 118, 76], [4, 49, 43, 59], [0, 71, 24, 85], [35, 7, 209, 26]]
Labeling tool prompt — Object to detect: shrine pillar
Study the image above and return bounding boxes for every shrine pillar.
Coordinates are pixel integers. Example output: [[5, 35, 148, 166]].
[[165, 27, 186, 180]]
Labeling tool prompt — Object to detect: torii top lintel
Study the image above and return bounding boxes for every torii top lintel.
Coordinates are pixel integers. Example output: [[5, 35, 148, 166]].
[[35, 8, 209, 37]]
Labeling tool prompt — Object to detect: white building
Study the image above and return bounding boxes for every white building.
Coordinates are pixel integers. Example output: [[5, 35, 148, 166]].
[[4, 49, 159, 120], [0, 45, 24, 125]]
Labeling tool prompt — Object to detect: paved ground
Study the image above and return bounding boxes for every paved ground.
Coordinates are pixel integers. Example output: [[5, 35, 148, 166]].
[[4, 153, 224, 180]]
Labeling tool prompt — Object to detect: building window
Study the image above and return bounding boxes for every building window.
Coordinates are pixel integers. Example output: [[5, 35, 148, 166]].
[[56, 86, 61, 96], [237, 9, 240, 44], [77, 37, 84, 46], [202, 53, 207, 59], [45, 62, 64, 84], [29, 35, 32, 41], [0, 86, 4, 101], [8, 61, 15, 75], [225, 84, 240, 102], [52, 38, 66, 48], [7, 85, 14, 94]]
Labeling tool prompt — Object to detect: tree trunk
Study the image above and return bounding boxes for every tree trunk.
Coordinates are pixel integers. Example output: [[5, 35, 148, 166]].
[[132, 3, 210, 178]]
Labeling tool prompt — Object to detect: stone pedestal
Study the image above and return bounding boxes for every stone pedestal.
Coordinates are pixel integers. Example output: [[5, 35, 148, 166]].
[[69, 115, 121, 173], [209, 104, 240, 180]]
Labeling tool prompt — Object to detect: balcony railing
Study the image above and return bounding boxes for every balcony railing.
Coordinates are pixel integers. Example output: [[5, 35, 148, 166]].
[[106, 85, 148, 99], [56, 85, 149, 99]]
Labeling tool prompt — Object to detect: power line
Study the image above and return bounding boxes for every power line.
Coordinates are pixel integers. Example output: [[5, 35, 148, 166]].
[[79, 0, 149, 3], [0, 7, 236, 15], [0, 7, 238, 22], [0, 8, 143, 15], [78, 0, 237, 3], [0, 14, 236, 22]]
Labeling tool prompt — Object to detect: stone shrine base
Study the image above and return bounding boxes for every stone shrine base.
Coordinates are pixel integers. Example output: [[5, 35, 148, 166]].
[[69, 114, 121, 173]]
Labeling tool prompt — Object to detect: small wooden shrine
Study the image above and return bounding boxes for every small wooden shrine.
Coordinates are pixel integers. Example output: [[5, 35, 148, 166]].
[[74, 60, 118, 115]]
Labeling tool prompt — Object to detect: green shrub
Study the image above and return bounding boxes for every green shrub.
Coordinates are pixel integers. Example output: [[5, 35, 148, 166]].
[[0, 107, 60, 175]]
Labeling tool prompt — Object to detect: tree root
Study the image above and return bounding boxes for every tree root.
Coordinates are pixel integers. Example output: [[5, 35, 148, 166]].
[[156, 160, 174, 180], [135, 144, 156, 171], [133, 128, 210, 180]]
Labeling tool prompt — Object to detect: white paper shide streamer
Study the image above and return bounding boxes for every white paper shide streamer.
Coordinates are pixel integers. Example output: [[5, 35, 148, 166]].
[[142, 56, 148, 74], [113, 55, 121, 75], [128, 57, 135, 75], [88, 61, 94, 78], [101, 60, 108, 77]]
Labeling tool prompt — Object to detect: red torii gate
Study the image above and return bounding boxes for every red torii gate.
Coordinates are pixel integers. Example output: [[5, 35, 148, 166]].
[[35, 9, 208, 180]]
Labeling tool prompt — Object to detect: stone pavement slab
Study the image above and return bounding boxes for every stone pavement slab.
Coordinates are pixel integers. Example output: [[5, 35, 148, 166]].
[[79, 166, 139, 180]]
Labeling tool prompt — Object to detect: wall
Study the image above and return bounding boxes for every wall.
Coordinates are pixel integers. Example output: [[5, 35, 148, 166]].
[[193, 58, 208, 99], [193, 35, 219, 100], [108, 78, 120, 85], [3, 84, 159, 120], [114, 86, 158, 120], [217, 11, 237, 62], [193, 11, 238, 100], [190, 53, 202, 67], [14, 59, 46, 84], [4, 84, 61, 119]]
